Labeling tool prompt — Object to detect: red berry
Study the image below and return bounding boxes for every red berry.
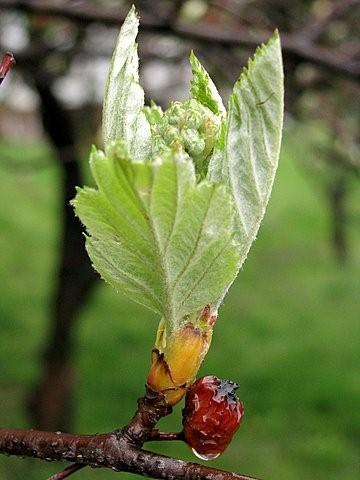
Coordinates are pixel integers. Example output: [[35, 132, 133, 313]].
[[182, 375, 244, 460]]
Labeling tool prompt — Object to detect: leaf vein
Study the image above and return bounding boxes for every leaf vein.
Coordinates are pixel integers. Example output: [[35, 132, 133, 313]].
[[176, 237, 233, 314], [172, 184, 216, 288]]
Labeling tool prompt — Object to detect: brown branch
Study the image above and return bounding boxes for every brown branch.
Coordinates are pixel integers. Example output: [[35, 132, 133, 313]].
[[0, 0, 359, 79], [0, 428, 257, 480], [0, 390, 259, 480]]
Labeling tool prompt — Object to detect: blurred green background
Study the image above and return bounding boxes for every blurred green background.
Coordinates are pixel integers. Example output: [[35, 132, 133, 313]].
[[0, 129, 359, 479], [0, 1, 360, 479]]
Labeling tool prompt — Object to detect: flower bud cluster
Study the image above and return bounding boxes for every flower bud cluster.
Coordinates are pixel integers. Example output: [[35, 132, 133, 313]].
[[144, 99, 220, 176]]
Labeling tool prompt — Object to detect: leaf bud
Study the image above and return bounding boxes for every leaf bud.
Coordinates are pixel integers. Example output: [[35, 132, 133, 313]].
[[147, 306, 217, 406], [182, 128, 205, 157], [151, 98, 221, 177], [185, 109, 203, 130], [163, 125, 181, 144], [166, 102, 185, 126], [143, 102, 163, 125]]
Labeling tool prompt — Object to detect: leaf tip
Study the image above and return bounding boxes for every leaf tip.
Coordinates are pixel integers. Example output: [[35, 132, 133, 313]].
[[272, 28, 280, 40], [189, 49, 197, 65], [233, 29, 283, 92], [128, 4, 140, 21]]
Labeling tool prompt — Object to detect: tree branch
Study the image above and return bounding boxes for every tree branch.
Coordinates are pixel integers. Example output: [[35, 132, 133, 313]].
[[0, 390, 259, 480], [0, 0, 359, 79], [0, 428, 257, 480]]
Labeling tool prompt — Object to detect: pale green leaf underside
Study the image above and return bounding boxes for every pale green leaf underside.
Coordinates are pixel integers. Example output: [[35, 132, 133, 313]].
[[102, 6, 151, 158], [73, 148, 240, 327], [208, 31, 284, 271]]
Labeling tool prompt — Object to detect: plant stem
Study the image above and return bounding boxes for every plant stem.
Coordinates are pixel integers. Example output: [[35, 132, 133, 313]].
[[0, 52, 15, 85], [48, 463, 85, 480]]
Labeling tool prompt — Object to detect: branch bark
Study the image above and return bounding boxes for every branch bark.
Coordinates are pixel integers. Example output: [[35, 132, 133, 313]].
[[0, 390, 259, 480], [0, 0, 359, 79]]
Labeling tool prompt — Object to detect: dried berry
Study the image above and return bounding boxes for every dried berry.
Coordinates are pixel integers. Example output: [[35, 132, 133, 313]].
[[182, 375, 244, 460]]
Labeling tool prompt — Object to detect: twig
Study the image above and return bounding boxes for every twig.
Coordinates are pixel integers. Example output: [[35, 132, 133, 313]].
[[0, 51, 15, 85], [0, 0, 359, 79], [48, 463, 85, 480], [0, 428, 258, 480]]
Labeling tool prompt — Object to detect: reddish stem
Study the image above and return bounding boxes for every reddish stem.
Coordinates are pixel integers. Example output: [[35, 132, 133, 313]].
[[48, 463, 85, 480], [0, 52, 15, 85]]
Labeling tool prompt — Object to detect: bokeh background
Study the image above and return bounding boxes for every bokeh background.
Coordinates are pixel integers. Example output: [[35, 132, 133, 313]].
[[0, 1, 359, 479]]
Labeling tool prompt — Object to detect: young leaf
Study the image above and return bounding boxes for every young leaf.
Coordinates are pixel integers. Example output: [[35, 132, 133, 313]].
[[190, 51, 226, 117], [208, 31, 284, 269], [73, 145, 240, 328], [102, 6, 151, 158], [206, 119, 227, 182]]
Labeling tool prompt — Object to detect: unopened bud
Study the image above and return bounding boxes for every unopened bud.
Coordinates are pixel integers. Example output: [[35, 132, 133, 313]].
[[163, 125, 180, 144], [182, 128, 205, 157], [147, 306, 217, 405], [144, 102, 163, 125], [166, 102, 185, 126], [150, 99, 220, 176]]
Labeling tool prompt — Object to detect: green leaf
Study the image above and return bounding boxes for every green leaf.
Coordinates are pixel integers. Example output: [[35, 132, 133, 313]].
[[208, 31, 284, 270], [73, 146, 240, 328], [102, 5, 151, 158], [206, 119, 226, 181], [190, 51, 226, 116]]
